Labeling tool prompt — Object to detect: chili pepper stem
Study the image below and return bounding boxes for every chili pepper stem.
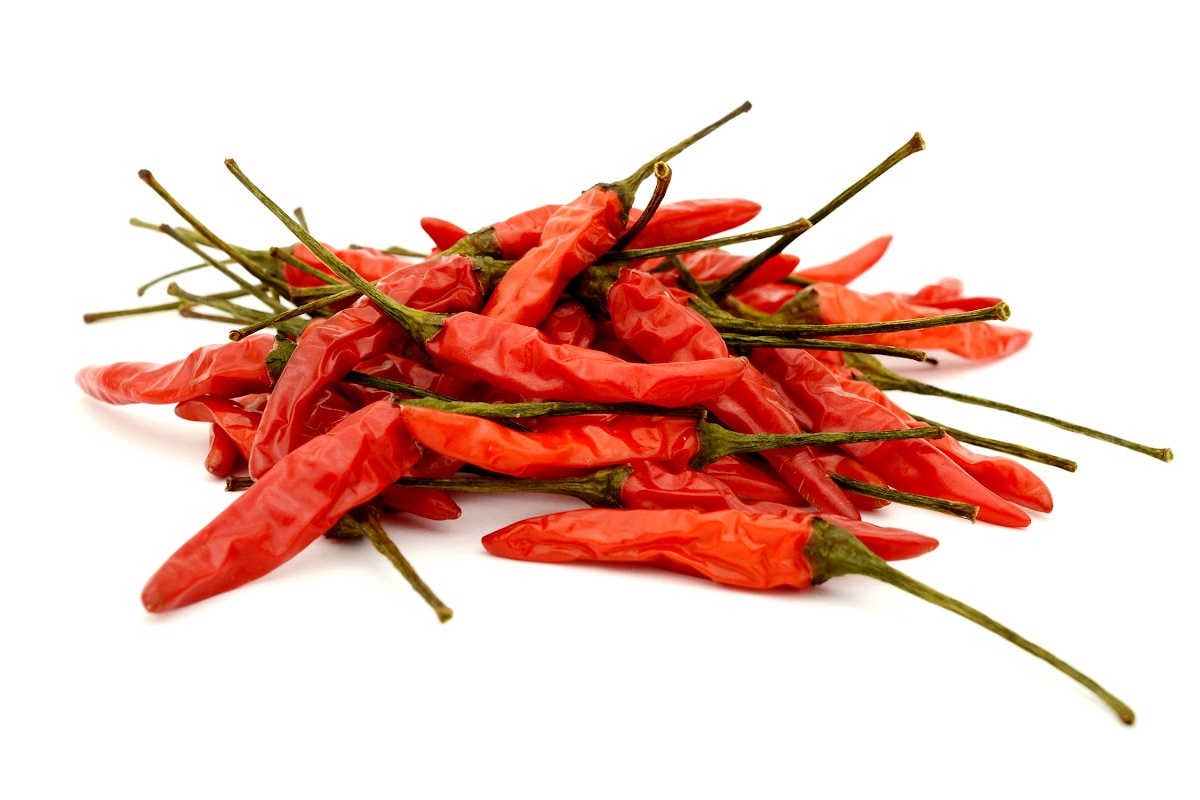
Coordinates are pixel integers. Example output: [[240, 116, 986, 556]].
[[608, 102, 751, 207], [848, 354, 1173, 462], [804, 518, 1134, 724], [911, 416, 1078, 472], [722, 331, 929, 361], [229, 286, 358, 341], [224, 159, 448, 344], [706, 302, 1012, 338], [612, 162, 672, 251], [691, 420, 945, 469], [830, 474, 979, 521], [601, 218, 813, 263], [353, 504, 453, 623], [396, 467, 632, 508], [396, 396, 692, 420]]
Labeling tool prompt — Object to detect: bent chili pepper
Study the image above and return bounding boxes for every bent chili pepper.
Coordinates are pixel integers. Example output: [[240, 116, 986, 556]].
[[604, 266, 858, 518], [481, 102, 752, 327], [482, 508, 1134, 724], [142, 400, 420, 613], [175, 396, 263, 473], [787, 235, 893, 286], [76, 334, 275, 405]]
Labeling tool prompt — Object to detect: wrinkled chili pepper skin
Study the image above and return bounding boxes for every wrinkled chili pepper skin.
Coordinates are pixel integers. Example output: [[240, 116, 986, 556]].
[[834, 365, 1053, 512], [539, 301, 596, 348], [381, 485, 462, 520], [623, 199, 761, 250], [700, 455, 806, 506], [426, 312, 748, 407], [483, 507, 817, 590], [490, 204, 561, 258], [175, 397, 262, 461], [399, 406, 699, 478], [482, 187, 627, 327], [76, 335, 275, 405], [752, 348, 1032, 526], [203, 426, 242, 478], [811, 281, 1031, 360], [142, 400, 420, 613], [606, 268, 857, 518], [250, 256, 483, 477], [617, 462, 936, 560]]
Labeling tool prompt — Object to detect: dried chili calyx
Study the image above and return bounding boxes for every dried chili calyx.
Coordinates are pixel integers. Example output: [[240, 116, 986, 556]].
[[803, 518, 1134, 724]]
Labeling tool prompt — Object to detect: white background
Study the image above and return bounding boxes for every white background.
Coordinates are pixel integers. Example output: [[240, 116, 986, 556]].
[[5, 2, 1197, 797]]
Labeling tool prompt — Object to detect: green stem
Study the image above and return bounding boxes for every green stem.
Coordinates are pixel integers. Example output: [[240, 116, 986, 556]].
[[395, 396, 676, 420], [294, 206, 309, 232], [692, 420, 944, 469], [224, 159, 447, 344], [705, 303, 1011, 338], [722, 332, 929, 361], [910, 415, 1078, 472], [136, 261, 220, 296], [166, 283, 269, 325], [342, 374, 455, 402], [83, 287, 254, 323], [395, 466, 632, 509], [612, 161, 672, 251], [269, 246, 346, 288], [830, 474, 979, 521], [351, 504, 453, 623], [157, 223, 287, 313], [804, 518, 1134, 724], [382, 244, 433, 258], [136, 173, 289, 311], [229, 286, 358, 341], [599, 218, 812, 263], [607, 102, 751, 208], [847, 354, 1174, 462]]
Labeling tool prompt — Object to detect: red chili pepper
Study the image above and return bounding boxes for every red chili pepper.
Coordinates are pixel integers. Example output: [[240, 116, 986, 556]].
[[700, 455, 805, 506], [175, 396, 263, 464], [482, 507, 1134, 723], [538, 300, 596, 349], [833, 363, 1053, 512], [752, 347, 1033, 526], [419, 217, 470, 253], [381, 485, 462, 520], [791, 235, 892, 285], [142, 400, 420, 612], [76, 334, 275, 405], [622, 198, 762, 250], [809, 281, 1031, 360], [424, 311, 749, 408], [287, 243, 418, 288], [202, 425, 242, 478], [605, 267, 857, 518], [249, 255, 483, 476], [812, 450, 892, 511]]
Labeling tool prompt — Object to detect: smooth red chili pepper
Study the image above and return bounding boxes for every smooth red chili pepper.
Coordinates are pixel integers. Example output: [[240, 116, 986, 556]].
[[809, 281, 1031, 360], [76, 334, 275, 405], [605, 267, 857, 518], [381, 485, 462, 520], [420, 217, 470, 253], [482, 507, 1134, 723], [287, 243, 418, 288], [142, 400, 421, 612], [249, 255, 483, 477], [700, 455, 805, 506], [729, 281, 801, 315], [424, 311, 749, 408], [538, 300, 596, 349], [202, 425, 242, 478], [790, 235, 892, 285], [752, 347, 1033, 526], [680, 249, 800, 291]]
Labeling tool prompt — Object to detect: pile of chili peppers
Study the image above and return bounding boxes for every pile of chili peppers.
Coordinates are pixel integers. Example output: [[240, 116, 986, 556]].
[[78, 102, 1172, 724]]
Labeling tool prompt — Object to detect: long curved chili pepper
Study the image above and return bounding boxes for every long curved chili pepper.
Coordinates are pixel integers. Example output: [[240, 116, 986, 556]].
[[622, 198, 762, 250], [481, 102, 752, 327], [482, 508, 1134, 724], [419, 217, 470, 253], [76, 334, 275, 405], [286, 243, 418, 288], [399, 462, 937, 561], [752, 347, 1034, 525], [605, 267, 858, 518], [786, 235, 892, 285], [142, 400, 421, 613]]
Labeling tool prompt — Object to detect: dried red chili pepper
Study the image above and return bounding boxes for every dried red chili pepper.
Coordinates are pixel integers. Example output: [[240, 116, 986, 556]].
[[752, 347, 1034, 525], [175, 396, 263, 468], [481, 103, 751, 327], [76, 334, 275, 405], [286, 243, 417, 288], [419, 217, 470, 253], [788, 235, 892, 285], [142, 400, 420, 613], [621, 198, 762, 250], [482, 507, 1134, 723], [381, 485, 462, 520], [201, 425, 242, 478], [249, 255, 483, 476], [605, 267, 857, 517], [538, 300, 596, 349], [700, 455, 805, 506]]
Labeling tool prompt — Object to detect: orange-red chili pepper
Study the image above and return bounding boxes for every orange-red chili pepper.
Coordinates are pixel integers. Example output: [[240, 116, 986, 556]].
[[142, 400, 420, 612], [76, 334, 275, 405], [287, 243, 418, 288], [790, 235, 892, 285], [419, 217, 470, 253], [175, 396, 263, 473], [538, 300, 596, 348]]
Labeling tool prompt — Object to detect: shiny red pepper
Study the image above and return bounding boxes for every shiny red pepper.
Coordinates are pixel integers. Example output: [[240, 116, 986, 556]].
[[142, 400, 421, 612], [175, 396, 263, 474], [76, 334, 275, 405], [791, 235, 892, 285], [287, 243, 418, 288], [538, 300, 596, 349]]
